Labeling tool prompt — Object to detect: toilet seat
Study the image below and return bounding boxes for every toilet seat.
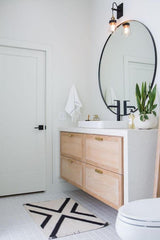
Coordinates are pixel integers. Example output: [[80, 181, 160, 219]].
[[118, 214, 160, 227], [118, 198, 160, 228]]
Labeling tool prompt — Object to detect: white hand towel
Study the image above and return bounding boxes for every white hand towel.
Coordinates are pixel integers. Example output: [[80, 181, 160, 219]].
[[65, 85, 82, 122]]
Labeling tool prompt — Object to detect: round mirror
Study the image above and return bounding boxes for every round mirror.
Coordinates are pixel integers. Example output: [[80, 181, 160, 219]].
[[98, 20, 157, 117]]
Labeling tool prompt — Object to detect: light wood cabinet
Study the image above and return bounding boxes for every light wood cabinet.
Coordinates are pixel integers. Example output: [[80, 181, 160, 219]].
[[60, 131, 123, 209], [61, 157, 83, 189], [84, 164, 123, 209], [85, 134, 123, 174], [60, 129, 158, 208], [60, 132, 84, 161]]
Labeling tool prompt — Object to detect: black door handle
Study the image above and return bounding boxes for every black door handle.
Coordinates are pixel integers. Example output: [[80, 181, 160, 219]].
[[34, 125, 46, 130]]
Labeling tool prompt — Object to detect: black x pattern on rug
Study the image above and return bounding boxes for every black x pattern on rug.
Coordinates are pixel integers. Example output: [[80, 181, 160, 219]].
[[25, 198, 108, 239]]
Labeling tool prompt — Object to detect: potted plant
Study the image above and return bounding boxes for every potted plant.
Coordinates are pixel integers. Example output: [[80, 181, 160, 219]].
[[135, 82, 158, 129]]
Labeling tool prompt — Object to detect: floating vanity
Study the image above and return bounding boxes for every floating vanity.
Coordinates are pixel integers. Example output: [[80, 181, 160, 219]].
[[60, 127, 157, 210]]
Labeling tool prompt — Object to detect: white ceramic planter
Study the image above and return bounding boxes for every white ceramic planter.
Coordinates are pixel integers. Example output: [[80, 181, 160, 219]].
[[134, 114, 158, 129]]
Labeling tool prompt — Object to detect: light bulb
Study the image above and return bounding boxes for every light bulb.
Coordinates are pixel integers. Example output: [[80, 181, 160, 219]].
[[109, 17, 117, 33], [123, 22, 130, 37]]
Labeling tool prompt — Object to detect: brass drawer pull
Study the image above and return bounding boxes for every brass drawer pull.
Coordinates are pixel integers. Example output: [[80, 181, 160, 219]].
[[95, 137, 103, 141], [95, 169, 103, 174], [69, 159, 74, 164], [67, 133, 73, 137]]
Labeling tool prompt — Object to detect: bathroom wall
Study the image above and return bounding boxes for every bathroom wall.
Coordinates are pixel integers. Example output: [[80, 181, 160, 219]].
[[89, 0, 160, 121], [0, 0, 92, 192], [0, 0, 159, 193]]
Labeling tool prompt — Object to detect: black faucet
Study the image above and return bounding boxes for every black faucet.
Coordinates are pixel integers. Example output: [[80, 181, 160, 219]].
[[108, 100, 121, 121], [123, 100, 136, 115]]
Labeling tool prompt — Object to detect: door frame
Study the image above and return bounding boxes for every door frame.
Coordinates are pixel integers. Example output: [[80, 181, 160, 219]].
[[123, 55, 154, 100], [0, 39, 53, 192]]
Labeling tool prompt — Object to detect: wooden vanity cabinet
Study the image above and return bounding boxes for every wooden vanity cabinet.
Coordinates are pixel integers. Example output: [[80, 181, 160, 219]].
[[84, 164, 123, 209], [61, 157, 83, 189], [85, 134, 123, 174], [60, 132, 84, 161], [60, 131, 123, 209]]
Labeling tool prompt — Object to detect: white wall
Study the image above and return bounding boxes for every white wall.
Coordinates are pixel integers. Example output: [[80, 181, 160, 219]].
[[0, 0, 93, 193], [0, 0, 92, 119], [89, 0, 160, 121], [0, 0, 160, 193]]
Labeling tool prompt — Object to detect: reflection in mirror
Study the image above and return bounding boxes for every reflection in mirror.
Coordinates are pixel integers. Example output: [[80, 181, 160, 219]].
[[98, 20, 157, 117]]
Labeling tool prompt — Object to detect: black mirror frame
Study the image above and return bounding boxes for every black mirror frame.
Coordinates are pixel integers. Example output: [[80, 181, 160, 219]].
[[98, 20, 157, 117]]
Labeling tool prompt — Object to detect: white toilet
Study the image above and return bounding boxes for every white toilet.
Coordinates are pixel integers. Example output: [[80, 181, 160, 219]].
[[116, 198, 160, 240]]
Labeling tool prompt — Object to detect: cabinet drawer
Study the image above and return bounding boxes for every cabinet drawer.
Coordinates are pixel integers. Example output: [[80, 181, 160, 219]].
[[61, 157, 83, 188], [84, 164, 123, 209], [85, 134, 123, 174], [60, 132, 83, 161]]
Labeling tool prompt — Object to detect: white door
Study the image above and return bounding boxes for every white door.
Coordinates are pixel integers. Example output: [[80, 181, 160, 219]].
[[0, 45, 46, 196]]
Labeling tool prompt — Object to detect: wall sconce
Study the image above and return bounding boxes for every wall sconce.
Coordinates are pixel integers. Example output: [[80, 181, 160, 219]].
[[122, 22, 130, 36], [109, 2, 123, 32]]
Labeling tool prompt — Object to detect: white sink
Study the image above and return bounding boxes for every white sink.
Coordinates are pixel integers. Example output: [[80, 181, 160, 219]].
[[78, 121, 128, 129]]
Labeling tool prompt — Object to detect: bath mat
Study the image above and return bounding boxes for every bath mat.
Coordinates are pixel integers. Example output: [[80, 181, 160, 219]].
[[24, 197, 108, 239]]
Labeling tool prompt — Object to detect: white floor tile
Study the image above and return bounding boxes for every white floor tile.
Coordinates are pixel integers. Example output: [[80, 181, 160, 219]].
[[0, 190, 120, 240]]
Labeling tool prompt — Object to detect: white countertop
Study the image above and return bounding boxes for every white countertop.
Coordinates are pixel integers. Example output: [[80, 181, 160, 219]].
[[59, 127, 157, 137]]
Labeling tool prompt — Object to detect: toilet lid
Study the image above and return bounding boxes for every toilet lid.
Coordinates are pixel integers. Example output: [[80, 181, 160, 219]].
[[118, 198, 160, 226]]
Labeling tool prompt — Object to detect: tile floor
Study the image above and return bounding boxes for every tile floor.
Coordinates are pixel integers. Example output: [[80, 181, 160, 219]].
[[0, 190, 120, 240]]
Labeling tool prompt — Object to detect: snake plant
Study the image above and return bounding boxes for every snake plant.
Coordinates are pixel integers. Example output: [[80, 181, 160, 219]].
[[135, 82, 157, 121]]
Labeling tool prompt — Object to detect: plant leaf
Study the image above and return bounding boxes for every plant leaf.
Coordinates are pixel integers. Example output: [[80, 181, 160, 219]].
[[136, 95, 142, 113], [136, 83, 141, 100], [141, 82, 147, 110], [152, 104, 157, 110], [153, 111, 157, 116], [151, 85, 157, 105], [135, 82, 157, 116], [144, 114, 149, 120], [140, 115, 144, 121]]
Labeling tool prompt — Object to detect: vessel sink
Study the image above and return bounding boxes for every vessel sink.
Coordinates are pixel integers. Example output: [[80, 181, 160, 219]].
[[78, 120, 128, 129]]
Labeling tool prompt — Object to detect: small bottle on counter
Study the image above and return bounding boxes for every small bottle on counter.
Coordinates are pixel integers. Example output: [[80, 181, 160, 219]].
[[128, 112, 135, 129], [85, 115, 90, 121], [93, 114, 100, 121]]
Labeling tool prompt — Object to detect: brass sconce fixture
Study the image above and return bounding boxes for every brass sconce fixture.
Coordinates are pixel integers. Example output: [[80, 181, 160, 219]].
[[109, 2, 130, 36], [109, 2, 123, 32]]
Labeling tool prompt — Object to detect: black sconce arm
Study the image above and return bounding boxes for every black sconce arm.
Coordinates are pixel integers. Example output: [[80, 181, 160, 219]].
[[111, 2, 123, 19]]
